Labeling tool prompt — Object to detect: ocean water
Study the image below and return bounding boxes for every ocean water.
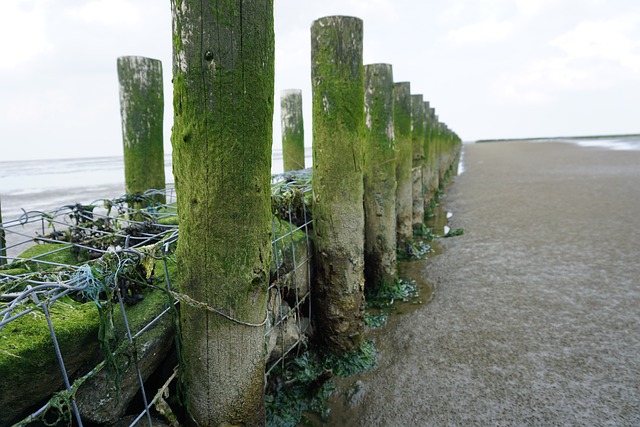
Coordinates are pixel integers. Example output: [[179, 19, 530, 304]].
[[0, 147, 312, 222], [2, 136, 639, 222], [557, 135, 640, 151]]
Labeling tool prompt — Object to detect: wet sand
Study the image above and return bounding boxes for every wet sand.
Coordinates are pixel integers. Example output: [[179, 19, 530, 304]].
[[348, 141, 640, 425]]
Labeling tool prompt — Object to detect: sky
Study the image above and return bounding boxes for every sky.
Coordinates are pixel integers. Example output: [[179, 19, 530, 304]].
[[1, 0, 639, 161]]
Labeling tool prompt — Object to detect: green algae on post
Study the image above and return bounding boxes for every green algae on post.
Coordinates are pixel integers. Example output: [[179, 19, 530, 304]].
[[421, 101, 433, 210], [117, 56, 166, 206], [311, 15, 366, 354], [411, 94, 425, 232], [393, 82, 413, 253], [363, 63, 397, 294], [281, 89, 305, 171], [426, 107, 439, 197], [170, 0, 274, 425]]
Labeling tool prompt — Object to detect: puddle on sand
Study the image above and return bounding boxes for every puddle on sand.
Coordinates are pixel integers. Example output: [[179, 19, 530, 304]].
[[427, 203, 452, 237], [303, 204, 452, 426]]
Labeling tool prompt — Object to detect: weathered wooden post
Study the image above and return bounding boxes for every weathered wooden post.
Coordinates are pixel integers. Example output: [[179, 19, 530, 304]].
[[394, 82, 413, 253], [170, 1, 274, 425], [0, 197, 6, 266], [410, 94, 425, 231], [363, 63, 396, 291], [311, 15, 366, 354], [427, 107, 439, 194], [421, 100, 432, 212], [433, 113, 443, 190], [117, 56, 166, 205], [438, 121, 447, 183], [281, 89, 305, 171]]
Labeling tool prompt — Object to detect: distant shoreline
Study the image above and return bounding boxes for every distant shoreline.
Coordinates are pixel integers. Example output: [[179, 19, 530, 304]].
[[476, 133, 640, 143]]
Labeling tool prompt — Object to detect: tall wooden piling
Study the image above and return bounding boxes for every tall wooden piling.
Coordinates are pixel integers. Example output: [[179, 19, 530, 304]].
[[410, 94, 425, 231], [363, 63, 396, 291], [281, 89, 305, 171], [170, 1, 274, 425], [311, 15, 366, 354], [393, 82, 413, 252], [0, 198, 6, 266], [426, 107, 439, 196], [117, 56, 166, 204], [421, 100, 432, 212], [438, 122, 447, 183]]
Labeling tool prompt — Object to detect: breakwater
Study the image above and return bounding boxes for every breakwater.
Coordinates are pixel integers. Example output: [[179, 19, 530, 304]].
[[0, 6, 462, 426]]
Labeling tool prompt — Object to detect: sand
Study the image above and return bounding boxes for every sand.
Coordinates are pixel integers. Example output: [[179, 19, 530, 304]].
[[342, 141, 640, 426]]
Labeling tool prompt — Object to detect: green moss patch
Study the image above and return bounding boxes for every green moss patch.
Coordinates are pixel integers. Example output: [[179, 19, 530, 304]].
[[8, 243, 79, 272]]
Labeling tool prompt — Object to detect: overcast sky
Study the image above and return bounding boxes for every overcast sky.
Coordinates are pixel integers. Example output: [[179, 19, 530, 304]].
[[1, 0, 639, 161]]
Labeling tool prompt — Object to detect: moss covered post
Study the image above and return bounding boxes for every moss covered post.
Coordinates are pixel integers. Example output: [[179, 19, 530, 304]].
[[311, 15, 366, 354], [0, 197, 6, 266], [170, 1, 274, 425], [410, 94, 425, 231], [438, 121, 447, 183], [117, 56, 166, 205], [426, 107, 438, 196], [432, 112, 442, 191], [281, 89, 305, 171], [363, 63, 396, 292], [393, 82, 412, 253], [421, 100, 433, 212]]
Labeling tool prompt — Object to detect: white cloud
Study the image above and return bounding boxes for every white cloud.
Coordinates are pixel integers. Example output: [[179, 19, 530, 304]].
[[0, 0, 54, 70], [66, 0, 139, 27], [496, 14, 640, 106], [444, 19, 514, 45], [551, 19, 640, 72]]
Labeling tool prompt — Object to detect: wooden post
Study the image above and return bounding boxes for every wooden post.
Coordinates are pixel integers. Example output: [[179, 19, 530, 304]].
[[428, 107, 439, 194], [311, 15, 365, 354], [117, 56, 166, 205], [363, 63, 396, 292], [438, 122, 447, 182], [433, 113, 442, 189], [410, 94, 425, 231], [0, 197, 6, 266], [393, 82, 412, 252], [170, 1, 274, 425], [421, 100, 432, 212], [281, 89, 305, 171]]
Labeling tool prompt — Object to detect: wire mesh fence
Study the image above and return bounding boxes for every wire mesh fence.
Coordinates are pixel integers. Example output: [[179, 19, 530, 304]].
[[0, 171, 313, 426]]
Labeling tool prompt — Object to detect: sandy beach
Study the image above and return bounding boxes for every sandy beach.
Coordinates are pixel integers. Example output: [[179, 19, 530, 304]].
[[344, 141, 640, 425]]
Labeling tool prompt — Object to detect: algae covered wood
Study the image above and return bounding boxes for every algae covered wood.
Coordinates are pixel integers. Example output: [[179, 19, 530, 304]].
[[311, 15, 366, 354], [117, 56, 166, 204], [393, 82, 413, 250], [0, 282, 172, 426], [411, 94, 425, 230], [421, 101, 433, 209], [425, 107, 439, 196], [363, 64, 397, 291], [170, 1, 274, 425], [281, 89, 305, 171]]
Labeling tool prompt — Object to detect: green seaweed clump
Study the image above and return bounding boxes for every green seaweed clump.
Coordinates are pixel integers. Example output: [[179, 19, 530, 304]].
[[397, 239, 433, 261], [266, 352, 335, 427], [266, 340, 377, 426], [445, 228, 464, 238], [364, 312, 388, 328], [323, 340, 378, 378], [366, 277, 419, 309]]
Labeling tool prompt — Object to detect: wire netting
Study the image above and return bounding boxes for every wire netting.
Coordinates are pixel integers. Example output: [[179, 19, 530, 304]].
[[0, 170, 313, 426]]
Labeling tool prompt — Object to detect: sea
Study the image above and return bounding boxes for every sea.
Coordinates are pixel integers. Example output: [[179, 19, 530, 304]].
[[1, 136, 639, 222], [0, 147, 312, 223]]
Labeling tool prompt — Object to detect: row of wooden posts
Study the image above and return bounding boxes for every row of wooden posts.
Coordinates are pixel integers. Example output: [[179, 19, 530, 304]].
[[0, 6, 462, 426]]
